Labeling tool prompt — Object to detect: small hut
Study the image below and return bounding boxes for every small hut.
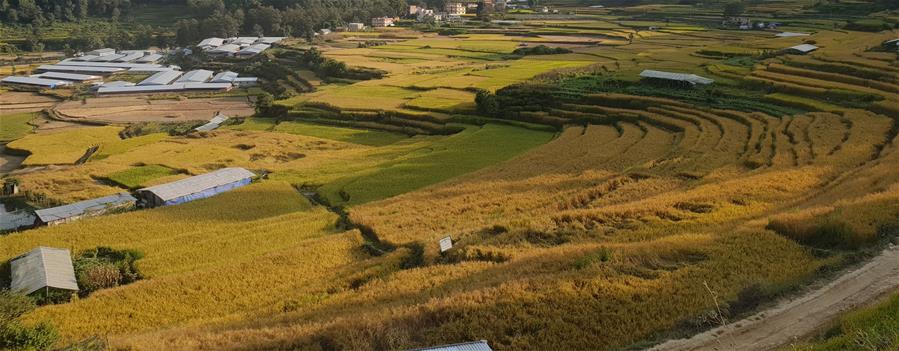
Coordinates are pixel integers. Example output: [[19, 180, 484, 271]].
[[137, 167, 255, 207], [10, 247, 79, 297]]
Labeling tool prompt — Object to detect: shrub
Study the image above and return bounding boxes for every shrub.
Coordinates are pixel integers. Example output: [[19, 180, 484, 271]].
[[729, 283, 768, 316], [78, 264, 123, 293], [73, 247, 144, 297], [767, 218, 861, 250], [0, 290, 59, 350], [512, 45, 573, 56]]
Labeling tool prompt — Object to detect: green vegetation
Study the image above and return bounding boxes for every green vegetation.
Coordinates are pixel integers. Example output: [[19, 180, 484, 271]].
[[274, 121, 407, 146], [792, 292, 899, 350], [318, 124, 553, 206], [512, 45, 574, 56], [103, 164, 180, 189], [0, 112, 35, 142], [0, 290, 58, 350], [73, 247, 144, 297]]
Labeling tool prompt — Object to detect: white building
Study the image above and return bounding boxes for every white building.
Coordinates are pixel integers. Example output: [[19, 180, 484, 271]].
[[445, 2, 466, 15], [372, 17, 396, 27]]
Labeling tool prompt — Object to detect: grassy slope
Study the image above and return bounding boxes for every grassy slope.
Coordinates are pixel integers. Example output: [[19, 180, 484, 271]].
[[318, 124, 554, 206], [791, 291, 899, 350], [0, 112, 35, 142], [103, 164, 178, 189], [273, 121, 408, 146]]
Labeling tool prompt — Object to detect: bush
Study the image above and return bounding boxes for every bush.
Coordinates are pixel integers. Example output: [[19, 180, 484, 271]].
[[73, 247, 144, 297], [767, 218, 862, 250], [0, 290, 59, 350], [512, 45, 573, 56], [729, 284, 769, 316]]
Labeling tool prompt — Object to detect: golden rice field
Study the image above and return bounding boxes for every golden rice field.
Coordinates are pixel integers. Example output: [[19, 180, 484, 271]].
[[3, 3, 899, 350]]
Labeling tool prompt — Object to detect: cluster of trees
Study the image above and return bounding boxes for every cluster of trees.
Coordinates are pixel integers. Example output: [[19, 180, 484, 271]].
[[172, 0, 408, 45], [0, 0, 180, 24]]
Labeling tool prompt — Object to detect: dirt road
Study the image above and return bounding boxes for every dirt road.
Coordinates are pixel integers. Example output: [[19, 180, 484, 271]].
[[649, 245, 899, 351]]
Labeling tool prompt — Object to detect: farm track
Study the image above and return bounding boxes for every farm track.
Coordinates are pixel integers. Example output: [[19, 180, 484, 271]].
[[648, 245, 899, 351]]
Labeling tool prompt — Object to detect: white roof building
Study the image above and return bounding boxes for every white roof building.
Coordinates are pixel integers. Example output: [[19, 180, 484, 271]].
[[135, 53, 163, 63], [138, 167, 255, 207], [775, 32, 810, 37], [1, 76, 72, 88], [91, 53, 127, 62], [788, 44, 819, 54], [10, 247, 79, 295], [86, 48, 116, 56], [138, 70, 183, 86], [231, 37, 259, 46], [236, 44, 270, 57], [257, 37, 286, 45], [175, 69, 214, 83], [639, 70, 715, 86], [211, 71, 239, 83], [405, 341, 493, 351], [33, 72, 102, 82], [198, 37, 225, 48], [36, 64, 125, 74], [115, 52, 146, 62], [208, 44, 241, 56], [34, 193, 136, 225]]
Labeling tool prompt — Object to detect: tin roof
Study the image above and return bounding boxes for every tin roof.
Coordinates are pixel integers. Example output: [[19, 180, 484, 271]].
[[91, 53, 127, 62], [789, 44, 819, 53], [211, 71, 239, 83], [405, 341, 493, 351], [139, 168, 255, 202], [209, 44, 241, 53], [115, 52, 146, 62], [175, 69, 214, 83], [98, 84, 187, 94], [138, 70, 183, 85], [775, 32, 810, 37], [198, 37, 225, 47], [36, 64, 125, 74], [135, 53, 163, 63], [34, 193, 136, 224], [639, 70, 714, 85], [10, 247, 79, 295], [1, 76, 72, 87], [34, 72, 101, 81]]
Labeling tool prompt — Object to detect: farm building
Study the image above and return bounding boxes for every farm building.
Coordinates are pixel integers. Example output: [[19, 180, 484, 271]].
[[639, 70, 714, 86], [1, 76, 72, 88], [100, 80, 136, 88], [137, 167, 255, 207], [34, 72, 102, 83], [86, 48, 116, 56], [135, 53, 163, 63], [176, 69, 214, 83], [208, 44, 241, 57], [195, 113, 229, 131], [71, 55, 99, 61], [348, 22, 366, 31], [257, 37, 286, 45], [231, 37, 259, 46], [233, 77, 258, 87], [115, 52, 146, 62], [9, 247, 79, 296], [35, 64, 124, 75], [211, 71, 239, 83], [183, 82, 233, 91], [128, 67, 177, 73], [372, 17, 396, 27], [34, 193, 136, 226], [56, 60, 165, 69], [91, 53, 127, 62], [405, 341, 493, 351], [445, 2, 466, 14], [775, 32, 809, 37], [198, 37, 225, 49], [236, 44, 270, 58], [882, 38, 899, 48], [139, 70, 183, 86], [787, 44, 819, 55]]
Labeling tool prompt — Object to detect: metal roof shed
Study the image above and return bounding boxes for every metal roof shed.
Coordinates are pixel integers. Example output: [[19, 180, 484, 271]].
[[34, 72, 102, 82], [211, 71, 239, 83], [98, 84, 187, 94], [1, 76, 71, 88], [34, 193, 136, 226], [91, 53, 127, 62], [10, 247, 79, 296], [198, 37, 225, 48], [405, 341, 493, 351], [787, 44, 819, 54], [175, 69, 214, 83], [86, 48, 116, 56], [639, 70, 714, 86], [138, 70, 183, 86], [135, 53, 163, 63], [775, 32, 810, 37], [36, 64, 124, 74], [138, 167, 255, 207], [115, 52, 146, 62]]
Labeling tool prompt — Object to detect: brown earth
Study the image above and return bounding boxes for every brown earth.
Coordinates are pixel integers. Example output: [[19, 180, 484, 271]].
[[54, 96, 254, 123]]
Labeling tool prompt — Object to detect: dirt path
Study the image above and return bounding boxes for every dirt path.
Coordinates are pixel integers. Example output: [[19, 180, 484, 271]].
[[649, 245, 899, 351]]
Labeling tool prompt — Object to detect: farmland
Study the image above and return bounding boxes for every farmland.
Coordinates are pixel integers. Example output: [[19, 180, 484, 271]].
[[2, 0, 899, 350]]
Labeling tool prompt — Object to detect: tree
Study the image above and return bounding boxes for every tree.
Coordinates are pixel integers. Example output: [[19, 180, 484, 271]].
[[255, 92, 274, 115], [723, 1, 746, 18]]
